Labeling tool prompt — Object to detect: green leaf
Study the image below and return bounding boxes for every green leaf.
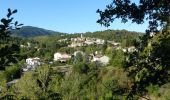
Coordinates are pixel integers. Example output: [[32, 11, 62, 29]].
[[15, 21, 18, 26], [12, 9, 17, 14], [17, 24, 23, 26], [8, 8, 11, 14], [1, 18, 7, 24], [8, 18, 14, 23], [0, 25, 5, 29], [7, 9, 12, 18]]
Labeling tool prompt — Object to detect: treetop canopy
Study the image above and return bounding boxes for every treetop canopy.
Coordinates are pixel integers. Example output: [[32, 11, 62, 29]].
[[97, 0, 170, 32]]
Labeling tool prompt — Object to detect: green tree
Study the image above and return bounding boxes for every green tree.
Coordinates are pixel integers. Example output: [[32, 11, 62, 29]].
[[11, 72, 43, 99], [97, 0, 170, 99], [35, 65, 50, 91], [74, 52, 83, 64], [0, 9, 23, 70], [110, 50, 124, 68], [0, 73, 8, 99], [102, 40, 108, 54], [97, 0, 170, 32]]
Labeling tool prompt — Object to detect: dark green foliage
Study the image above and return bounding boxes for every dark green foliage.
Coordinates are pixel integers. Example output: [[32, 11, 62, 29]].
[[74, 52, 83, 63], [123, 30, 170, 99], [0, 94, 16, 100], [0, 44, 20, 70], [0, 9, 22, 70], [5, 64, 21, 81], [47, 92, 62, 100], [73, 52, 90, 74], [102, 40, 107, 54], [0, 9, 22, 38], [0, 9, 24, 99], [97, 0, 170, 32], [110, 50, 125, 68], [97, 0, 170, 99], [84, 29, 141, 45], [11, 26, 63, 38], [73, 62, 90, 74]]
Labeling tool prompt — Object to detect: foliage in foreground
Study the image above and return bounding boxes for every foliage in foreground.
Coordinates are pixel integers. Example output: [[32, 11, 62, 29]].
[[97, 0, 170, 99]]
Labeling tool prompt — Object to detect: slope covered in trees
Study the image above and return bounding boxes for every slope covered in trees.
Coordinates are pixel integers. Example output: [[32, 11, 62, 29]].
[[11, 26, 64, 38], [84, 29, 142, 46], [32, 29, 142, 47]]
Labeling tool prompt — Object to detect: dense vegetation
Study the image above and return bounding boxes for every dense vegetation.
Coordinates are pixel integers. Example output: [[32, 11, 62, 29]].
[[11, 26, 64, 38], [98, 0, 170, 99], [0, 8, 141, 100], [1, 0, 170, 99], [84, 30, 142, 47]]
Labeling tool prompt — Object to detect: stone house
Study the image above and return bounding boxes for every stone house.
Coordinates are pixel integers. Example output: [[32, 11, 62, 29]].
[[54, 52, 71, 62], [22, 57, 41, 72]]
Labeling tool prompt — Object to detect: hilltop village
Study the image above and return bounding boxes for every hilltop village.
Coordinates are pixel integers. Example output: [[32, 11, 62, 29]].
[[1, 0, 170, 99], [20, 34, 136, 72], [1, 22, 144, 99], [5, 25, 169, 99]]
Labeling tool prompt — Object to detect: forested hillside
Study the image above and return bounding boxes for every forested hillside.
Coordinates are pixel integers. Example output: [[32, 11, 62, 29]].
[[32, 29, 142, 48], [84, 29, 142, 47], [84, 30, 141, 41], [11, 26, 64, 38]]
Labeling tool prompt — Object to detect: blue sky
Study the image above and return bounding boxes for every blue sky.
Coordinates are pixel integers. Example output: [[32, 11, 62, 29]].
[[0, 0, 148, 33]]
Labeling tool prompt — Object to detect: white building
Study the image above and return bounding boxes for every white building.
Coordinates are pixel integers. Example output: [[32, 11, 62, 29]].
[[96, 39, 105, 44], [92, 55, 110, 65], [84, 40, 94, 45], [20, 45, 26, 48], [122, 48, 127, 52], [112, 42, 120, 47], [54, 52, 71, 62], [68, 42, 84, 47], [99, 56, 110, 65], [122, 46, 137, 53], [127, 46, 137, 52], [54, 53, 62, 61], [23, 57, 41, 72]]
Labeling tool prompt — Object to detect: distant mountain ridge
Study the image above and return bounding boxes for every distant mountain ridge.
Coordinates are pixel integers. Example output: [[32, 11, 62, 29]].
[[11, 26, 62, 38]]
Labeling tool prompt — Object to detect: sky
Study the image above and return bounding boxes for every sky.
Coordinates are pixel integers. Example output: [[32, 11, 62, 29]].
[[0, 0, 148, 33]]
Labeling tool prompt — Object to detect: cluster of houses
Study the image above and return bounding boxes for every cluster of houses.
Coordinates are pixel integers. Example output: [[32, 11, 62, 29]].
[[58, 34, 117, 47], [58, 34, 137, 53], [5, 35, 138, 89], [53, 51, 110, 66], [22, 51, 110, 72], [21, 34, 137, 72]]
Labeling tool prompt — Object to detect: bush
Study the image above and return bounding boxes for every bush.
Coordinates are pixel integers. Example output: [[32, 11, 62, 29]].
[[5, 65, 21, 81], [73, 62, 89, 74]]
